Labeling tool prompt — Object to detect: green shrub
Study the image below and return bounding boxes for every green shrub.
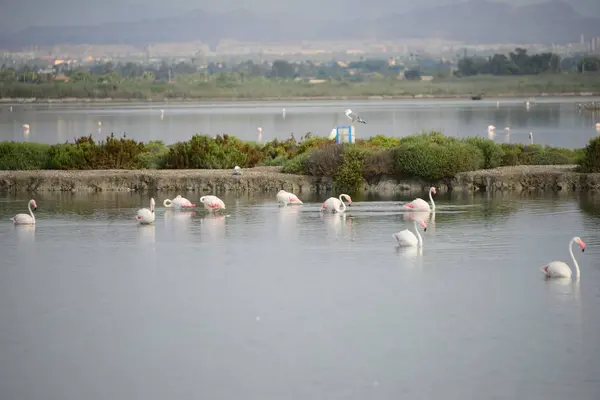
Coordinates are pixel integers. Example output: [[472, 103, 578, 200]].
[[302, 144, 345, 176], [464, 137, 504, 169], [135, 140, 169, 169], [0, 142, 51, 170], [393, 139, 483, 181], [579, 137, 600, 172], [334, 146, 368, 194], [281, 152, 311, 174], [163, 134, 262, 169]]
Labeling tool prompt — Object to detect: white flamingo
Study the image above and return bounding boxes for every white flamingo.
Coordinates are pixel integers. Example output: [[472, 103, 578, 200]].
[[163, 195, 196, 209], [10, 199, 37, 225], [136, 198, 156, 225], [321, 194, 352, 213], [595, 122, 600, 134], [277, 190, 303, 205], [200, 195, 226, 211], [541, 236, 585, 279], [393, 216, 427, 247], [404, 187, 436, 211]]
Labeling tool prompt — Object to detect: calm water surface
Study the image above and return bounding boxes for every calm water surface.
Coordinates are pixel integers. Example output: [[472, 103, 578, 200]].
[[2, 98, 600, 148], [1, 191, 600, 400]]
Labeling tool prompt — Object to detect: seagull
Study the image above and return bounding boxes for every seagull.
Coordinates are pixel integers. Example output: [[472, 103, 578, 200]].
[[345, 109, 366, 124]]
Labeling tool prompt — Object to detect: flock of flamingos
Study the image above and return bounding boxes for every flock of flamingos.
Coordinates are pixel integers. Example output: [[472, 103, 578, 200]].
[[10, 187, 585, 280]]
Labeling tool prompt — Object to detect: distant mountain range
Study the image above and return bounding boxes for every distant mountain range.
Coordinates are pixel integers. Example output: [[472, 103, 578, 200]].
[[1, 1, 599, 50]]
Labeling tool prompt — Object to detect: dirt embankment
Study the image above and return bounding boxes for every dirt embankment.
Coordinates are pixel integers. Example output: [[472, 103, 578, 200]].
[[1, 165, 599, 194]]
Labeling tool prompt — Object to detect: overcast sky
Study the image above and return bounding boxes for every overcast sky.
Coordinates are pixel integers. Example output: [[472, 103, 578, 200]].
[[1, 0, 599, 33]]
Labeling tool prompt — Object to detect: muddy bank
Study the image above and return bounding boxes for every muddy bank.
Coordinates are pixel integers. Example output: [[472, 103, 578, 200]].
[[1, 165, 599, 194]]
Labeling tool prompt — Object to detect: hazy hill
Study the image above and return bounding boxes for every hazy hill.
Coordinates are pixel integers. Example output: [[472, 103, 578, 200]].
[[1, 1, 598, 49]]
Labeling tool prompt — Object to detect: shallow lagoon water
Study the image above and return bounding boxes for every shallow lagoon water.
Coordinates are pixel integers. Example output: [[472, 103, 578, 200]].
[[2, 97, 600, 148], [1, 191, 600, 399]]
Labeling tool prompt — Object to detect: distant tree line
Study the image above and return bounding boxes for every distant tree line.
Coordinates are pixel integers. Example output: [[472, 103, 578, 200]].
[[455, 48, 600, 77], [0, 48, 598, 86]]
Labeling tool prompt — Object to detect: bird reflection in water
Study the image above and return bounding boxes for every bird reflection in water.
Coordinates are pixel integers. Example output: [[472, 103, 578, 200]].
[[321, 212, 353, 238], [200, 213, 227, 240], [164, 209, 197, 236], [137, 224, 156, 246], [14, 224, 36, 244]]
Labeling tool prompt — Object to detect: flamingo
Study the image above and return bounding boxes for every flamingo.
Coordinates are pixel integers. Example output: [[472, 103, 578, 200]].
[[10, 199, 37, 225], [541, 236, 585, 279], [404, 187, 436, 211], [277, 190, 303, 205], [163, 195, 196, 209], [393, 217, 427, 247], [595, 122, 600, 134], [233, 166, 242, 175], [200, 195, 225, 211], [136, 198, 156, 225], [321, 194, 352, 213]]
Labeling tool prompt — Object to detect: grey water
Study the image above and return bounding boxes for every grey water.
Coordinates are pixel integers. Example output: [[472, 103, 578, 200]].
[[1, 97, 600, 149], [1, 191, 600, 400]]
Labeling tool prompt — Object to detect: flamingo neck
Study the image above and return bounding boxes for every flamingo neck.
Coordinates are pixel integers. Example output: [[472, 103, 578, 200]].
[[429, 189, 435, 211], [569, 238, 581, 279], [28, 201, 35, 222], [338, 195, 347, 212], [414, 220, 423, 247]]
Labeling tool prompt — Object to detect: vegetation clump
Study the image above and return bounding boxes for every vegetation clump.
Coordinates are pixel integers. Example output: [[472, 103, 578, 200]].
[[0, 131, 590, 195]]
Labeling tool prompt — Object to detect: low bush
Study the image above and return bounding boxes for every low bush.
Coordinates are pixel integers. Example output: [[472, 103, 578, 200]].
[[393, 138, 483, 181], [0, 142, 50, 170], [578, 137, 600, 172]]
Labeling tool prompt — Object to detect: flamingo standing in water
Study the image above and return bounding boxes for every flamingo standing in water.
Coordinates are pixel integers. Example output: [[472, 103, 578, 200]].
[[136, 198, 156, 225], [321, 194, 352, 213], [277, 190, 303, 205], [10, 199, 37, 225], [404, 187, 436, 211], [393, 216, 427, 247], [163, 195, 196, 209], [541, 236, 585, 279], [200, 195, 226, 211]]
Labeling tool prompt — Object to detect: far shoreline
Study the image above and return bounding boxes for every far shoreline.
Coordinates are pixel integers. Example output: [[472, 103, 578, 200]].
[[1, 92, 599, 104]]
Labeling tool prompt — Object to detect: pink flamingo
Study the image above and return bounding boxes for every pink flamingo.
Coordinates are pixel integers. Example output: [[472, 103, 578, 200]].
[[404, 187, 436, 211]]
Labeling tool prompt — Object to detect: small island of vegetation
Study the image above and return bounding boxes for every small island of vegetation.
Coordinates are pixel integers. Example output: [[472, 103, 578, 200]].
[[2, 131, 600, 194], [1, 48, 599, 101]]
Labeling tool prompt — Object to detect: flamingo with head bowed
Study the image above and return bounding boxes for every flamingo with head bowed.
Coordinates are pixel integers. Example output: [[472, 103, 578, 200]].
[[277, 190, 303, 206], [11, 199, 37, 225], [321, 194, 352, 213], [136, 198, 156, 225], [163, 195, 196, 209], [541, 236, 585, 279], [393, 215, 427, 247], [404, 187, 436, 211], [200, 195, 226, 211]]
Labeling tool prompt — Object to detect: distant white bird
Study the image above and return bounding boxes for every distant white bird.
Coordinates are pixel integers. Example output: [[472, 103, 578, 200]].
[[160, 109, 164, 120], [282, 108, 286, 118], [257, 127, 263, 141], [9, 106, 13, 112], [22, 124, 30, 134], [528, 132, 534, 144], [233, 166, 241, 175], [344, 109, 366, 124], [595, 122, 600, 134]]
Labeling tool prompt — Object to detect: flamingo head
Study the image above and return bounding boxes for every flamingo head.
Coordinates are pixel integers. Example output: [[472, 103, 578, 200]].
[[150, 198, 156, 212], [30, 200, 37, 210], [420, 220, 427, 232], [345, 109, 352, 116], [430, 187, 437, 195], [345, 195, 353, 206], [574, 237, 585, 252]]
